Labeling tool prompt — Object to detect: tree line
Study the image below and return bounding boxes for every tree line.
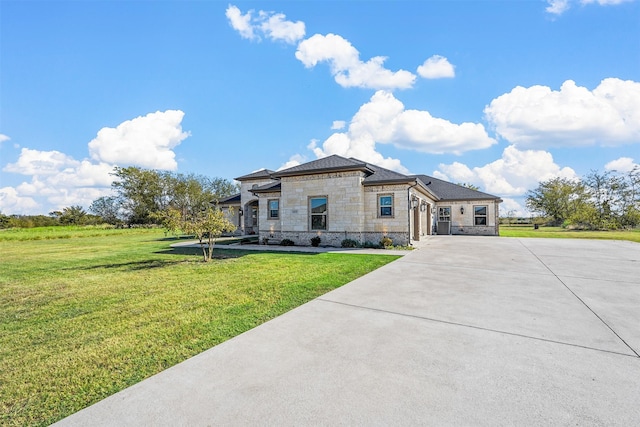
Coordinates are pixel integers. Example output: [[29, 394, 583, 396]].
[[1, 167, 239, 261], [526, 167, 640, 229]]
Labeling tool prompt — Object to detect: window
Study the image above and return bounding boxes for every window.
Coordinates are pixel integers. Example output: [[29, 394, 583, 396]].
[[378, 194, 393, 217], [438, 206, 451, 221], [268, 199, 279, 219], [310, 197, 327, 230], [474, 205, 487, 225]]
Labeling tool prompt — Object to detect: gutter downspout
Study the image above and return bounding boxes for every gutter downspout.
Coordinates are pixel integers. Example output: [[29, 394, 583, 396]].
[[407, 180, 418, 245]]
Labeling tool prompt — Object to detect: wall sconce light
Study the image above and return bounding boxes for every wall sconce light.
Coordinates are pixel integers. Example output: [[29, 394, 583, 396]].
[[238, 208, 244, 216], [460, 206, 465, 215], [411, 197, 419, 209], [420, 202, 427, 212]]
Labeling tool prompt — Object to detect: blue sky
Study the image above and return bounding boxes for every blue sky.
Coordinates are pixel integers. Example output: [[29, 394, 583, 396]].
[[1, 0, 638, 216]]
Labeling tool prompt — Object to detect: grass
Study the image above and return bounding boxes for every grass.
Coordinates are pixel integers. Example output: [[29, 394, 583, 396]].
[[0, 227, 399, 426], [499, 224, 640, 243]]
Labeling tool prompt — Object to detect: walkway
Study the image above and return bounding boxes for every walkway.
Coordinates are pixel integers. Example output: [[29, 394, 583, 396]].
[[55, 236, 640, 426]]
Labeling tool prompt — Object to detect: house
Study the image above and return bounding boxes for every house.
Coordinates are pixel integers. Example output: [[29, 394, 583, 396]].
[[219, 155, 502, 246]]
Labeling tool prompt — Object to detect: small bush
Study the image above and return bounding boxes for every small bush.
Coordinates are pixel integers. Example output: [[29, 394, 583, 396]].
[[362, 241, 382, 249], [280, 238, 295, 246], [380, 237, 393, 247], [310, 236, 321, 247], [341, 238, 359, 248], [261, 237, 269, 245]]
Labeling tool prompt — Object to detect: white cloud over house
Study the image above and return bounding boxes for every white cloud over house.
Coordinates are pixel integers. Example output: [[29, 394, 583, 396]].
[[417, 55, 455, 79], [434, 145, 578, 196], [308, 91, 496, 173], [484, 78, 640, 148], [0, 110, 189, 215], [0, 134, 10, 144]]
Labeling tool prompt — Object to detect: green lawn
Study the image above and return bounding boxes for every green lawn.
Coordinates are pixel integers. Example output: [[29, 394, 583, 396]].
[[500, 225, 640, 243], [0, 227, 399, 426]]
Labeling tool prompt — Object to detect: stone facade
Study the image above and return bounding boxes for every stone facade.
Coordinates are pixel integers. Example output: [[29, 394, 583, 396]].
[[228, 155, 502, 246]]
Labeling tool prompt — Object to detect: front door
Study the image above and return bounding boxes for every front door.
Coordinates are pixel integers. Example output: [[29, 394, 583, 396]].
[[250, 205, 258, 232]]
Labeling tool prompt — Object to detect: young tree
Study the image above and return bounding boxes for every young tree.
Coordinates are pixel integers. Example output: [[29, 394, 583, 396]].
[[164, 206, 236, 262]]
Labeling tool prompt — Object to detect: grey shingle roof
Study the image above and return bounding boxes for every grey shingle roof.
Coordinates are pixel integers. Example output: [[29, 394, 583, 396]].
[[234, 155, 501, 201], [235, 169, 276, 181], [250, 181, 282, 193], [218, 193, 241, 204], [412, 174, 501, 201], [360, 161, 414, 184], [272, 155, 371, 177]]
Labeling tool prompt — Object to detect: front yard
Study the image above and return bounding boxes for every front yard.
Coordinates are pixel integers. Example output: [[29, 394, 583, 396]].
[[0, 227, 399, 426]]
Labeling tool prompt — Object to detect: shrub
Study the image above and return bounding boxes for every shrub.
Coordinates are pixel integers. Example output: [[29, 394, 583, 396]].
[[341, 238, 359, 248], [261, 237, 269, 245], [362, 241, 382, 249], [280, 238, 295, 246], [380, 237, 393, 247], [310, 236, 321, 247]]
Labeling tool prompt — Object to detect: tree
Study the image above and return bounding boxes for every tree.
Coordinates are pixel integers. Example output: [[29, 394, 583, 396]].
[[526, 177, 587, 226], [111, 167, 169, 225], [58, 206, 88, 225], [163, 205, 236, 262], [89, 196, 122, 225], [109, 167, 238, 226]]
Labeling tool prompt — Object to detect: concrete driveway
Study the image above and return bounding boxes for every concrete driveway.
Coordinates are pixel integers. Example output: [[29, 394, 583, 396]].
[[55, 237, 640, 426]]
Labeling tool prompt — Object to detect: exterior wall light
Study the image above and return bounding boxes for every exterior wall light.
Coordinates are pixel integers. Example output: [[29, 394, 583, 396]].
[[460, 206, 465, 214], [238, 208, 244, 216]]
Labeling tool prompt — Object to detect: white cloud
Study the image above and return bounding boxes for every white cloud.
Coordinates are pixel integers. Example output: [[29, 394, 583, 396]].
[[88, 110, 189, 171], [226, 5, 305, 44], [259, 11, 305, 44], [435, 145, 577, 196], [417, 55, 455, 79], [278, 153, 307, 170], [295, 34, 416, 90], [499, 197, 530, 218], [546, 0, 571, 14], [331, 120, 346, 130], [0, 110, 189, 215], [485, 78, 640, 148], [0, 134, 10, 144], [604, 157, 638, 172], [307, 91, 496, 173], [0, 187, 39, 214], [546, 0, 635, 14], [4, 148, 80, 175], [225, 5, 256, 40]]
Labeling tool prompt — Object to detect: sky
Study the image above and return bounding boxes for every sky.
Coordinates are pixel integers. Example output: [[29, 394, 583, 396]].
[[1, 0, 639, 217]]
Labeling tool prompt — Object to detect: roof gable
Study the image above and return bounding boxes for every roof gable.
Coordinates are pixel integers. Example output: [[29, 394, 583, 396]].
[[272, 155, 372, 177], [235, 169, 276, 181]]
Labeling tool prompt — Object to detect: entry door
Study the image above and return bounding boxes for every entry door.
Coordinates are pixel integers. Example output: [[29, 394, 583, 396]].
[[251, 206, 258, 228]]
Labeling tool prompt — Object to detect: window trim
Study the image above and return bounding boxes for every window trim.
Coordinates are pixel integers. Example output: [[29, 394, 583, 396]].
[[474, 205, 488, 226], [267, 199, 279, 220], [438, 206, 451, 222], [309, 196, 328, 231], [377, 194, 394, 218]]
